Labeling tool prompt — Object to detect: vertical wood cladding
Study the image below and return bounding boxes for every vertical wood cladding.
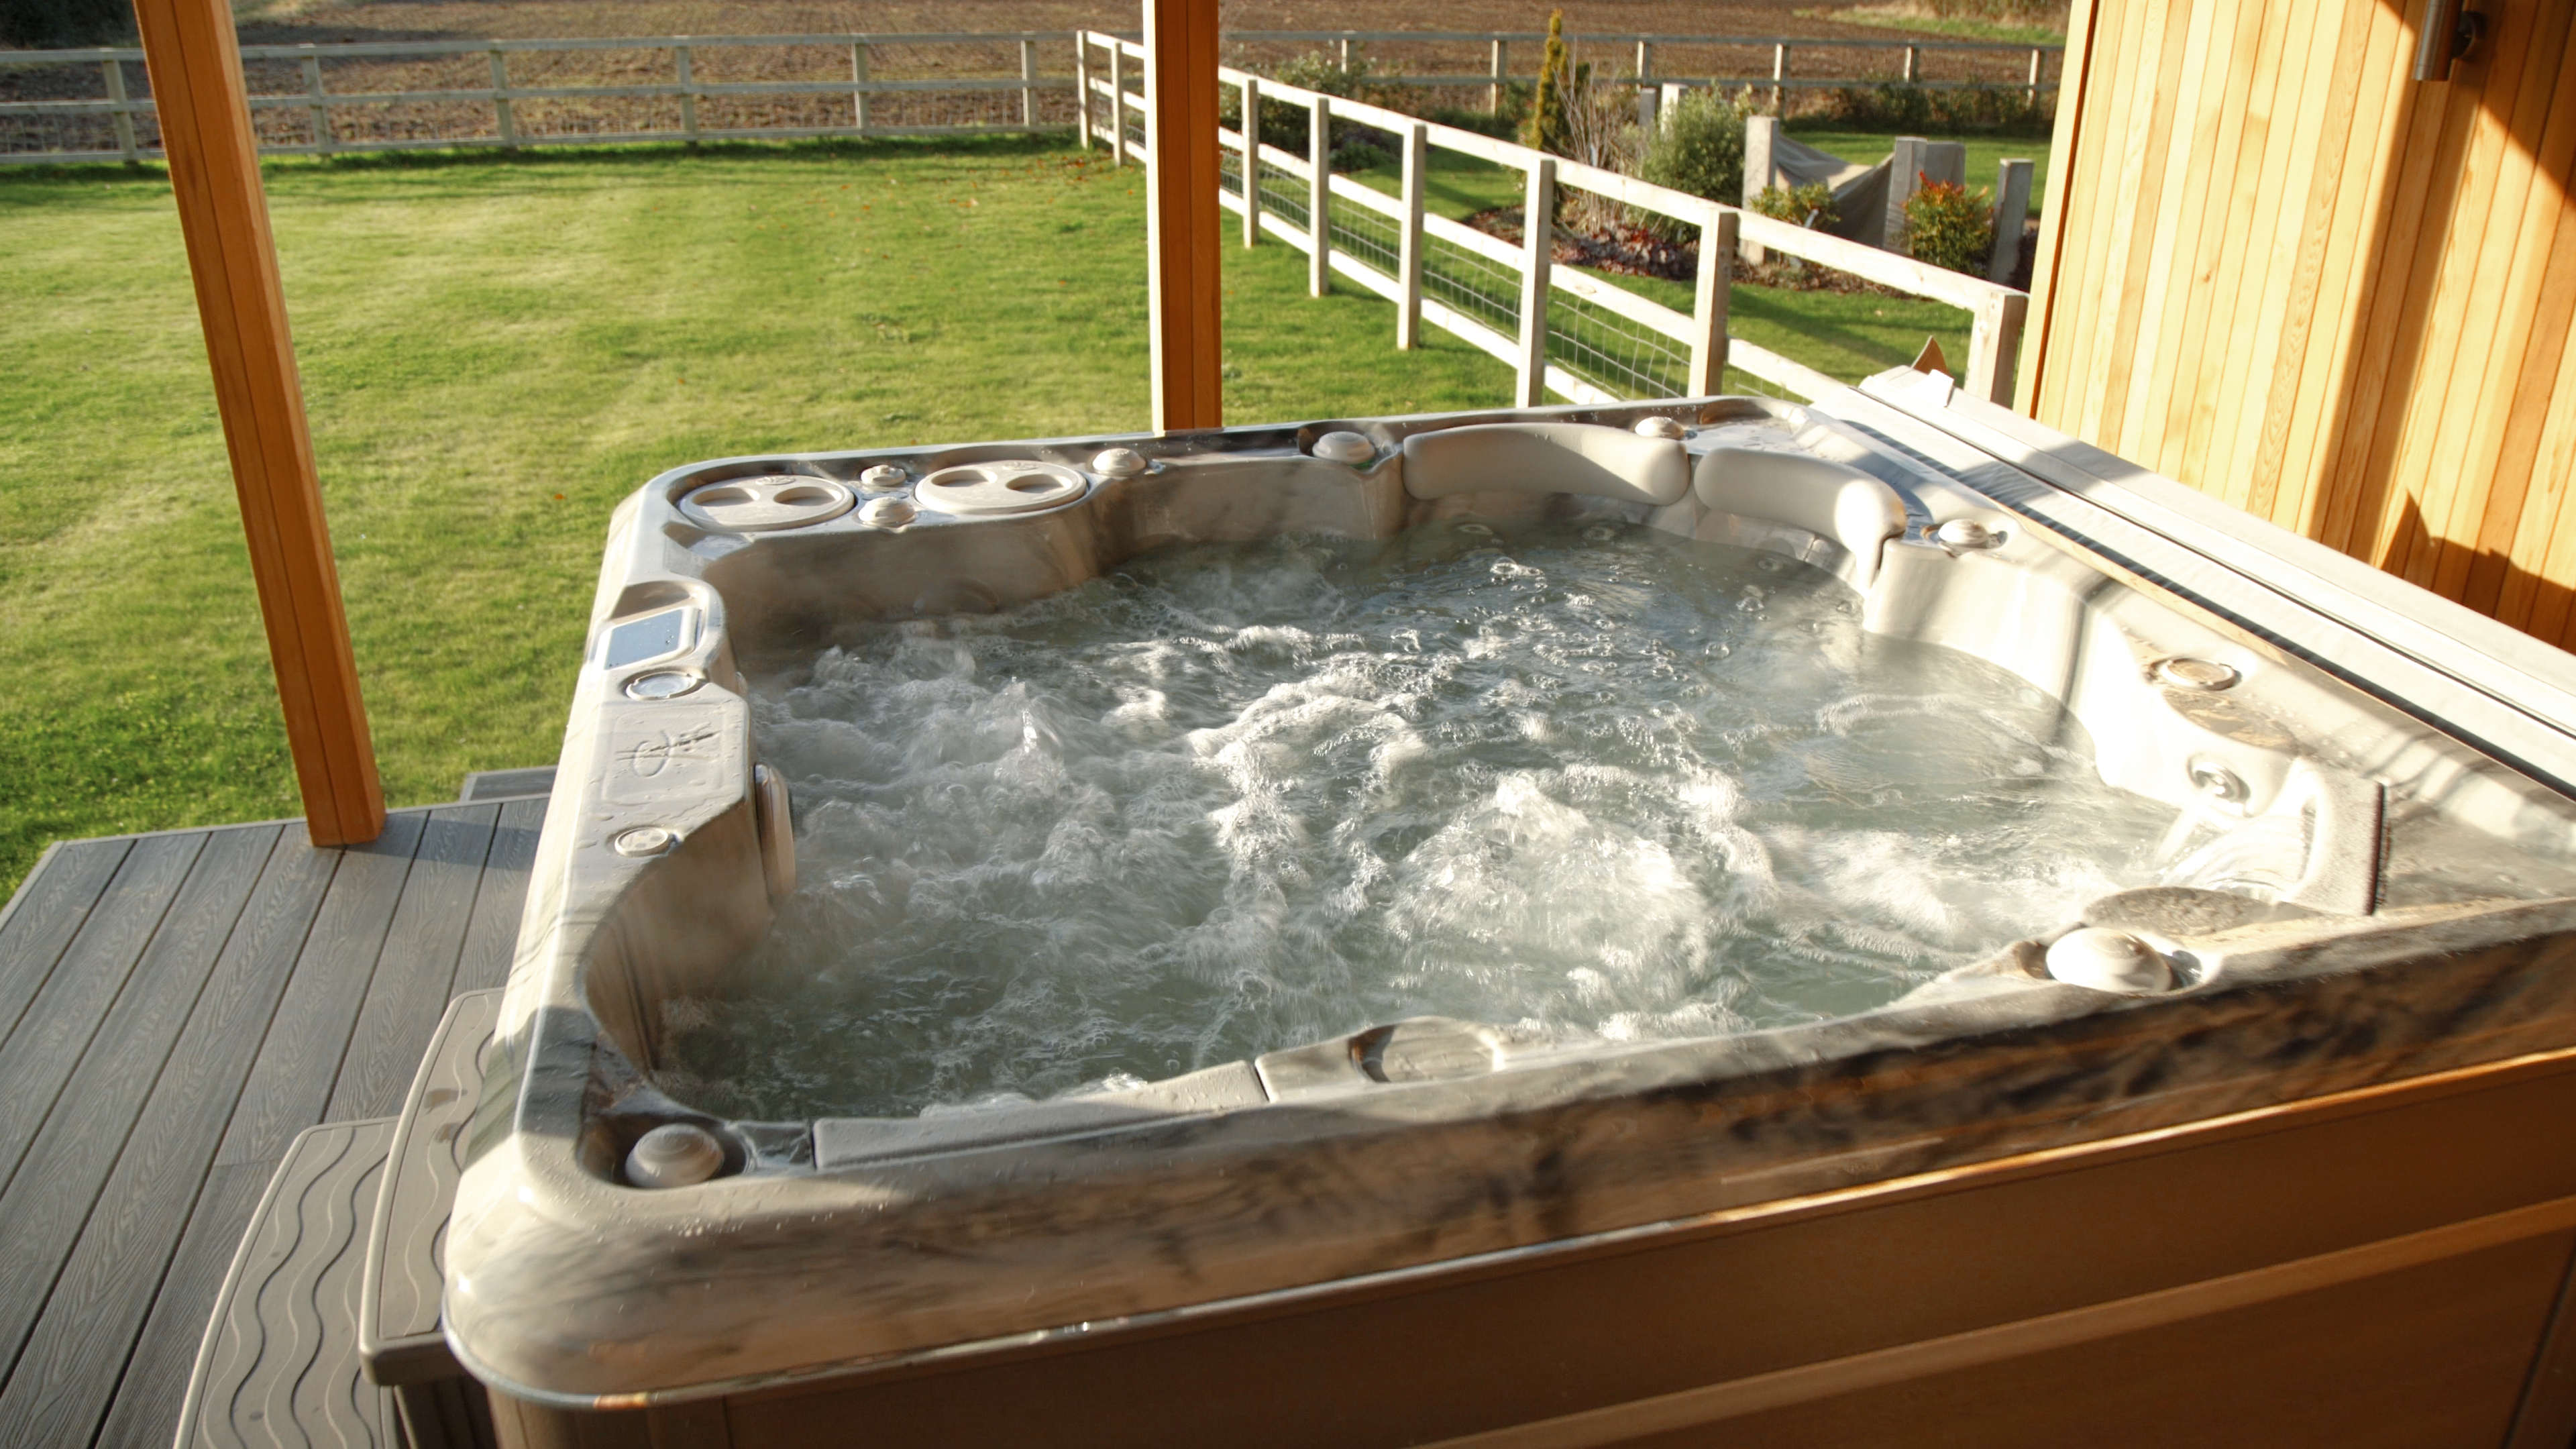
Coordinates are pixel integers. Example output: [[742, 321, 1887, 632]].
[[2023, 0, 2576, 645]]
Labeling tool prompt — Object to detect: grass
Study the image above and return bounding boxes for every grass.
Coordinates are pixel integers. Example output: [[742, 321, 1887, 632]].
[[1, 133, 1995, 898], [1786, 128, 2054, 216]]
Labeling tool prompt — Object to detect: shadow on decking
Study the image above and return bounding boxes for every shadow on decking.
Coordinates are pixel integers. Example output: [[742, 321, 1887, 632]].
[[0, 781, 549, 1449]]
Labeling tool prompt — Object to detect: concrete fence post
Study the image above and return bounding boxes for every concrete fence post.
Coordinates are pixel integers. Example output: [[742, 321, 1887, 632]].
[[1515, 156, 1554, 407], [1741, 113, 1776, 265], [1989, 157, 2033, 283], [851, 42, 869, 131], [1770, 42, 1787, 113], [1488, 39, 1506, 113], [1884, 136, 1962, 252]]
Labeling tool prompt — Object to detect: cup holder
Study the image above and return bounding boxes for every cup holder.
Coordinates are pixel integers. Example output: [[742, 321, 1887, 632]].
[[916, 460, 1088, 515], [678, 475, 856, 533]]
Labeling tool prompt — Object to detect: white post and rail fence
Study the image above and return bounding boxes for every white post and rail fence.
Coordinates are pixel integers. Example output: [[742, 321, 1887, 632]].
[[1081, 32, 2030, 411]]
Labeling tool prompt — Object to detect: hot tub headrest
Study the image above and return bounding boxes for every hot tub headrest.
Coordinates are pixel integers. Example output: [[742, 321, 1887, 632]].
[[1399, 423, 1691, 506], [1695, 446, 1909, 585]]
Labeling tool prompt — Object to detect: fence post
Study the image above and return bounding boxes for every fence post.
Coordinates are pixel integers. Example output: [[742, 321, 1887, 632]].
[[1307, 95, 1332, 297], [1770, 42, 1787, 113], [1902, 45, 1917, 83], [1988, 157, 2033, 284], [1488, 39, 1506, 113], [1020, 38, 1038, 128], [101, 57, 140, 161], [1660, 80, 1686, 129], [1688, 207, 1736, 395], [1635, 39, 1650, 80], [1110, 40, 1126, 164], [1884, 135, 1928, 252], [1239, 74, 1260, 246], [1397, 120, 1426, 349], [2027, 48, 2042, 105], [1514, 156, 1554, 407], [1741, 114, 1775, 265], [301, 52, 332, 154], [488, 48, 515, 147], [675, 45, 698, 141], [1965, 289, 2027, 406], [1075, 35, 1091, 148], [851, 42, 869, 133], [1337, 36, 1351, 68]]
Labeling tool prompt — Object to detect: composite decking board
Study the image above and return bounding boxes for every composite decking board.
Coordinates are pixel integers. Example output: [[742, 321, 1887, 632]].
[[86, 1162, 272, 1449], [212, 809, 429, 1170], [0, 826, 280, 1397], [0, 839, 133, 1065], [0, 830, 339, 1448], [325, 803, 500, 1122], [452, 796, 545, 996], [0, 834, 205, 1199]]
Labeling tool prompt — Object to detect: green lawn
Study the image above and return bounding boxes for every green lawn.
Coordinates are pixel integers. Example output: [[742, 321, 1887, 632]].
[[0, 134, 1996, 897]]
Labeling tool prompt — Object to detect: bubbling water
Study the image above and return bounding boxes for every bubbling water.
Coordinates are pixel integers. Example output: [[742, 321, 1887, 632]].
[[658, 521, 2178, 1120]]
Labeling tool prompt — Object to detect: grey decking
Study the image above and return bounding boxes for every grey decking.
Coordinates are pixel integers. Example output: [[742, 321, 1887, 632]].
[[0, 790, 549, 1449]]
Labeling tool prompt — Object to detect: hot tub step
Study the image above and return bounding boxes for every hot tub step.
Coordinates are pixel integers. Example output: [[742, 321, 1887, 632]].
[[456, 766, 554, 803], [172, 1118, 402, 1449], [362, 988, 505, 1449]]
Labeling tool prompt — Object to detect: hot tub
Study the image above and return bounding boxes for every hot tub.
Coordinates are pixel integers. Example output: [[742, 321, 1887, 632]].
[[444, 378, 2576, 1447]]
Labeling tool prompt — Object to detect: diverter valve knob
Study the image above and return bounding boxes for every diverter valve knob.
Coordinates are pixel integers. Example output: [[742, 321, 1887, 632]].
[[627, 1123, 726, 1189]]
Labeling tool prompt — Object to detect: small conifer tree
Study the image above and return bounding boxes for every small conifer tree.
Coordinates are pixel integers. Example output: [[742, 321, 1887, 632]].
[[1521, 10, 1572, 156]]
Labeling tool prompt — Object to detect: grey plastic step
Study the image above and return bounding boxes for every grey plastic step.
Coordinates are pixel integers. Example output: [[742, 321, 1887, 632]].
[[174, 1119, 402, 1449], [455, 767, 555, 803], [362, 989, 504, 1449]]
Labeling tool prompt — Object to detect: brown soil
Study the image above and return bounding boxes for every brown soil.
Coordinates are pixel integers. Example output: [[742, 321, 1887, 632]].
[[4, 0, 2042, 156]]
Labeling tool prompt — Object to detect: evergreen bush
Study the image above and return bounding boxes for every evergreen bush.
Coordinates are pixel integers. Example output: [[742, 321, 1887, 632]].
[[1520, 10, 1572, 156], [1904, 176, 1996, 273], [1634, 88, 1753, 210]]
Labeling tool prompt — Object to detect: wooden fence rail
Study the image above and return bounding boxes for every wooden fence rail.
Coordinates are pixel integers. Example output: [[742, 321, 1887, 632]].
[[1078, 31, 2028, 410], [1, 28, 2059, 165]]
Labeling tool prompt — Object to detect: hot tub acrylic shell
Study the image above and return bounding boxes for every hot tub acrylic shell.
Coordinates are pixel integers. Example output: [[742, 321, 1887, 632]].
[[443, 382, 2576, 1441]]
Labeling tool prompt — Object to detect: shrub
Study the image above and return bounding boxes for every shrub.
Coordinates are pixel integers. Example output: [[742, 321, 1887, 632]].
[[1904, 176, 1996, 273], [1, 0, 129, 46], [1417, 103, 1522, 140], [1754, 181, 1839, 229], [1223, 48, 1381, 160], [1635, 87, 1754, 209], [1806, 80, 2052, 137]]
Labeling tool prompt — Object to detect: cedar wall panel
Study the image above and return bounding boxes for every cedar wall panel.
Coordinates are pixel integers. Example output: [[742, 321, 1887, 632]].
[[2021, 0, 2576, 647]]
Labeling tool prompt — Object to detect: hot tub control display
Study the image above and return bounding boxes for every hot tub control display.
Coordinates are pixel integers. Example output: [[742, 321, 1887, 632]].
[[600, 606, 695, 671]]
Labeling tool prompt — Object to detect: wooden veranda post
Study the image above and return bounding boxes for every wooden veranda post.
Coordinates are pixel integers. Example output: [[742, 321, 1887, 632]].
[[130, 0, 386, 845], [1144, 0, 1222, 431]]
